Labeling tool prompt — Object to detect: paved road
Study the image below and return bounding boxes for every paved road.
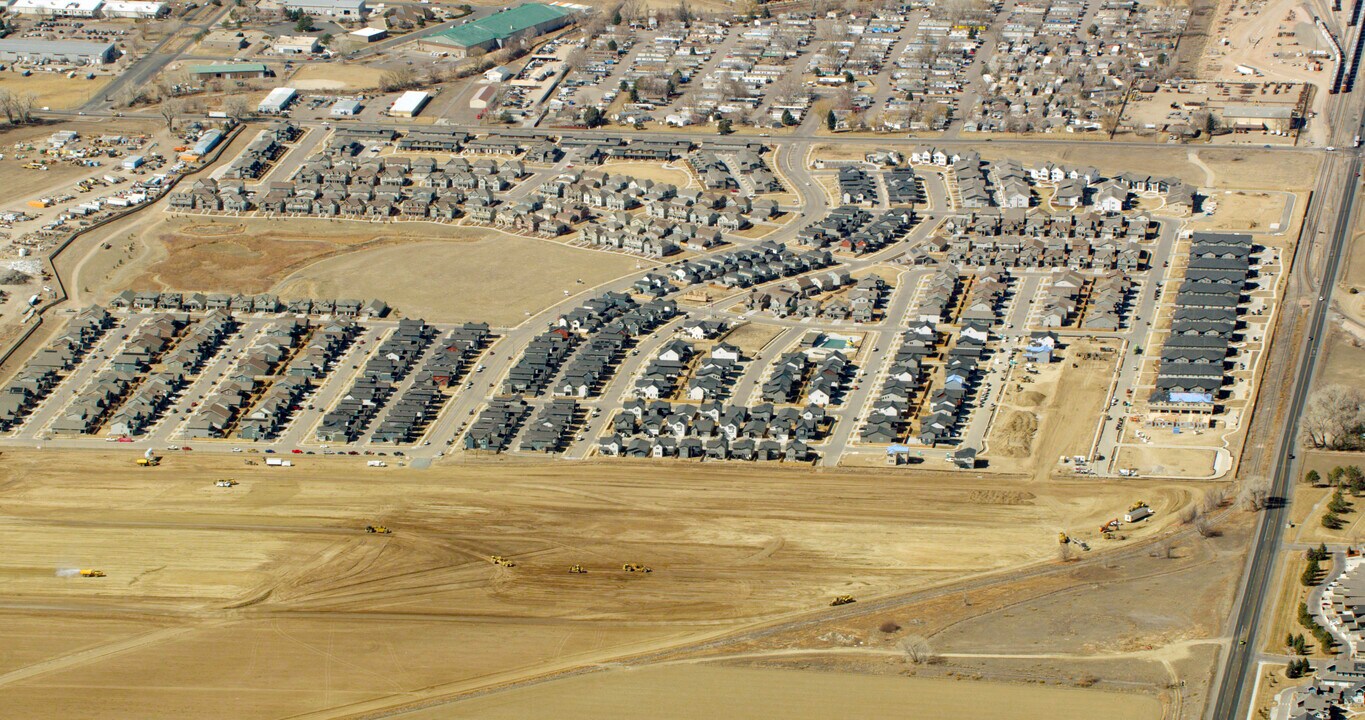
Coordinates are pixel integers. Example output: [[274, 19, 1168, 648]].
[[85, 4, 233, 113]]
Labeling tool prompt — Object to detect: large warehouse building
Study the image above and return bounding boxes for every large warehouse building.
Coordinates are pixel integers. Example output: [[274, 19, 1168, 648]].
[[429, 2, 577, 57], [0, 38, 119, 65], [6, 0, 104, 16]]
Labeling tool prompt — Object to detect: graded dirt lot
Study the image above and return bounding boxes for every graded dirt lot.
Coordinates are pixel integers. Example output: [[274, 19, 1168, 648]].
[[273, 233, 639, 325], [404, 664, 1163, 720], [287, 64, 388, 92], [0, 448, 1201, 719]]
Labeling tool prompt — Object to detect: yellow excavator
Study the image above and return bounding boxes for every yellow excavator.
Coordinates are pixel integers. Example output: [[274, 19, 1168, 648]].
[[622, 563, 652, 573], [366, 525, 391, 534], [830, 595, 856, 606], [1058, 531, 1070, 544], [568, 564, 587, 574]]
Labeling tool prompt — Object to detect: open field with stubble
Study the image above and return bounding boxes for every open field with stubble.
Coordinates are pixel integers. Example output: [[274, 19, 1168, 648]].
[[0, 447, 1202, 719]]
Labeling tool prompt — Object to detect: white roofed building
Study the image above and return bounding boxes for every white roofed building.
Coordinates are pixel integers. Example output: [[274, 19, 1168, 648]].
[[101, 0, 167, 16], [7, 0, 104, 16], [280, 0, 365, 18]]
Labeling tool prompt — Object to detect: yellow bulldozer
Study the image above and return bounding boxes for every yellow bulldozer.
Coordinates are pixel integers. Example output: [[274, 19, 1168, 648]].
[[1129, 500, 1148, 512], [80, 569, 105, 578], [568, 564, 587, 574], [830, 595, 856, 606], [366, 525, 391, 534], [622, 563, 652, 573], [490, 555, 516, 567], [1058, 531, 1070, 544]]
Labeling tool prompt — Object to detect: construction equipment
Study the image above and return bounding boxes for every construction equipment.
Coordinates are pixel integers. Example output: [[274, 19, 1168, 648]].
[[1129, 500, 1148, 512], [80, 569, 105, 578], [568, 564, 587, 574], [489, 555, 516, 567], [135, 457, 159, 467], [1058, 531, 1070, 544], [215, 479, 237, 487], [830, 595, 856, 606], [366, 525, 391, 534], [622, 563, 652, 573]]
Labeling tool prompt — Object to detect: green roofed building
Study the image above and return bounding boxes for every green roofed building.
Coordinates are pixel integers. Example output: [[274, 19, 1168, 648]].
[[189, 62, 271, 80], [429, 3, 577, 57]]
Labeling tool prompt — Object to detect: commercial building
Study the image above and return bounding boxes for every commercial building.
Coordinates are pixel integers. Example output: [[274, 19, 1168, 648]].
[[1219, 104, 1297, 134], [6, 0, 103, 16], [429, 3, 576, 57], [280, 0, 365, 18], [100, 0, 167, 17], [470, 85, 497, 110], [272, 35, 320, 54], [330, 98, 362, 116], [258, 87, 298, 114], [349, 26, 387, 42], [0, 38, 118, 65], [388, 90, 430, 117], [189, 62, 270, 80]]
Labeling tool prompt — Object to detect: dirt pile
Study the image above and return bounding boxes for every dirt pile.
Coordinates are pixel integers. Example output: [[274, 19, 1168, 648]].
[[996, 411, 1039, 458]]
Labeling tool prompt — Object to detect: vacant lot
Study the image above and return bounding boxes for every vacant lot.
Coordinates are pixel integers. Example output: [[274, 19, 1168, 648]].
[[599, 161, 694, 187], [0, 72, 110, 110], [288, 63, 388, 92], [405, 665, 1163, 720], [273, 233, 638, 325], [0, 448, 1197, 719], [1191, 191, 1291, 232]]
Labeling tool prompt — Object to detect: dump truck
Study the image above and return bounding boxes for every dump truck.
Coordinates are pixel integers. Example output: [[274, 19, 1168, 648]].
[[830, 595, 856, 606], [366, 525, 391, 534], [622, 563, 652, 573], [80, 569, 105, 578], [568, 564, 587, 574]]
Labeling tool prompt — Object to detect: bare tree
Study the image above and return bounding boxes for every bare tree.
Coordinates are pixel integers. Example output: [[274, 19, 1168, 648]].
[[222, 96, 251, 121], [1200, 487, 1228, 514], [900, 635, 936, 664], [1238, 476, 1273, 512], [1302, 385, 1365, 450], [1193, 515, 1216, 538], [379, 66, 419, 92], [158, 98, 181, 131], [1179, 505, 1199, 525], [0, 90, 14, 125]]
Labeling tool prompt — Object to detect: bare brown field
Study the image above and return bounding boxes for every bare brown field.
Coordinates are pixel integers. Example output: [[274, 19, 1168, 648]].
[[0, 73, 110, 111], [598, 161, 694, 188], [273, 234, 639, 324], [724, 321, 786, 357], [287, 63, 387, 92], [1191, 191, 1290, 231], [0, 448, 1201, 719], [402, 664, 1163, 720]]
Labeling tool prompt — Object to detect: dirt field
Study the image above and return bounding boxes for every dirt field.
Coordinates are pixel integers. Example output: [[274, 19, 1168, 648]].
[[287, 64, 388, 92], [405, 664, 1162, 720], [598, 161, 694, 188], [273, 233, 639, 325], [0, 447, 1205, 719], [724, 321, 787, 357], [1191, 190, 1292, 232], [0, 72, 110, 111]]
